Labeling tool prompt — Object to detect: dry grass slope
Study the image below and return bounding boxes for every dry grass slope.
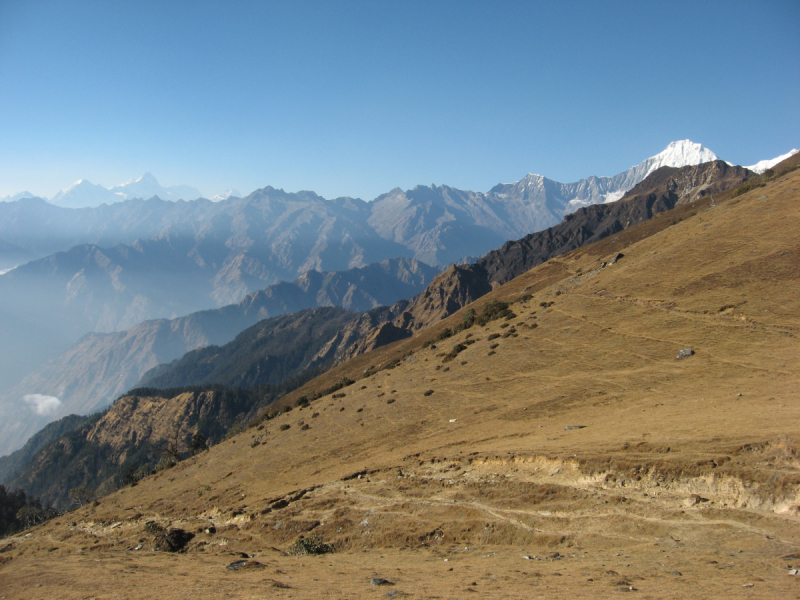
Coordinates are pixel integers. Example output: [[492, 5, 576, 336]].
[[1, 161, 799, 599]]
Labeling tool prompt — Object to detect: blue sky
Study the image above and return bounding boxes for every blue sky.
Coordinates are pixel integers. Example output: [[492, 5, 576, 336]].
[[1, 0, 798, 200]]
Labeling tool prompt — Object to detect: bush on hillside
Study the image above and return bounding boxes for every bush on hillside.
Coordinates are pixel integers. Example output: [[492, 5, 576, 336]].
[[288, 535, 334, 555]]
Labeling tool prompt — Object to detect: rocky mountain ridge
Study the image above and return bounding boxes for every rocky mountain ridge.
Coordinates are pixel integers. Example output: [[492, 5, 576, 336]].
[[0, 258, 437, 456]]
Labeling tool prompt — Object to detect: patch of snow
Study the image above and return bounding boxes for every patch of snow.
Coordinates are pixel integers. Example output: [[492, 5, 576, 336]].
[[745, 149, 799, 174], [209, 188, 242, 202], [603, 190, 625, 204]]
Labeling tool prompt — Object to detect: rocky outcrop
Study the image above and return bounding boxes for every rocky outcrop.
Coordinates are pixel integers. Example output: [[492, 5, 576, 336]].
[[5, 386, 271, 510]]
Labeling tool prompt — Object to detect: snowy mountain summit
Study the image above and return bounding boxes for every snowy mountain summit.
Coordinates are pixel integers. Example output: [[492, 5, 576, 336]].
[[50, 174, 205, 208], [109, 173, 202, 203], [745, 148, 799, 174], [209, 188, 242, 202], [646, 139, 718, 173]]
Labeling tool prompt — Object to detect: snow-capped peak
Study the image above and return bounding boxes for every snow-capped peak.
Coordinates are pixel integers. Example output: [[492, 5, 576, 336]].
[[56, 179, 98, 195], [645, 140, 718, 174], [745, 149, 799, 174], [117, 172, 159, 188], [51, 179, 119, 208], [209, 188, 242, 202], [0, 191, 36, 202]]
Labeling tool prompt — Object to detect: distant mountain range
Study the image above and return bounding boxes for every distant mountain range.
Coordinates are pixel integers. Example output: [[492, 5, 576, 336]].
[[1, 140, 724, 274], [2, 142, 792, 209]]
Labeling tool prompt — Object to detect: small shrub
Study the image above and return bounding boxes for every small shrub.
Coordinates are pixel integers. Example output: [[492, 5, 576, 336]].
[[296, 397, 310, 408], [357, 407, 363, 413], [288, 535, 334, 555], [312, 412, 320, 418], [189, 432, 208, 455], [226, 422, 245, 439], [387, 398, 395, 404], [154, 456, 176, 472], [461, 308, 476, 330], [443, 343, 467, 363], [300, 424, 310, 431], [490, 343, 499, 349], [423, 389, 434, 396], [319, 377, 356, 397], [488, 333, 500, 341], [122, 464, 149, 487], [279, 424, 291, 431], [332, 393, 346, 399], [68, 486, 95, 508], [145, 521, 164, 534], [475, 300, 513, 326]]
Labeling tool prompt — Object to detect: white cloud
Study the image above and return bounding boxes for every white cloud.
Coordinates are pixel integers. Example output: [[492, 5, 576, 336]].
[[23, 394, 62, 415]]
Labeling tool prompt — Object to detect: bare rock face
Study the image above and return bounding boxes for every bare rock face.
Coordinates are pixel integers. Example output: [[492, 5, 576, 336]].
[[338, 322, 412, 363], [392, 264, 493, 334]]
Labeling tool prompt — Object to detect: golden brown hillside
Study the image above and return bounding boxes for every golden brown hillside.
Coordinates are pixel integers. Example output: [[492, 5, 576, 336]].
[[1, 164, 799, 599]]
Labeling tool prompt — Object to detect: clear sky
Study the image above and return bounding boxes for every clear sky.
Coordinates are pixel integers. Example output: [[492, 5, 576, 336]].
[[1, 0, 798, 200]]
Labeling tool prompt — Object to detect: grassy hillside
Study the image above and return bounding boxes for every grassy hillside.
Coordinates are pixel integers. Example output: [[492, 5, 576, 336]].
[[1, 156, 798, 598]]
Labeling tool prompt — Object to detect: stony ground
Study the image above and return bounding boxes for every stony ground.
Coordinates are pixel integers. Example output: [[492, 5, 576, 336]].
[[2, 169, 799, 599]]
